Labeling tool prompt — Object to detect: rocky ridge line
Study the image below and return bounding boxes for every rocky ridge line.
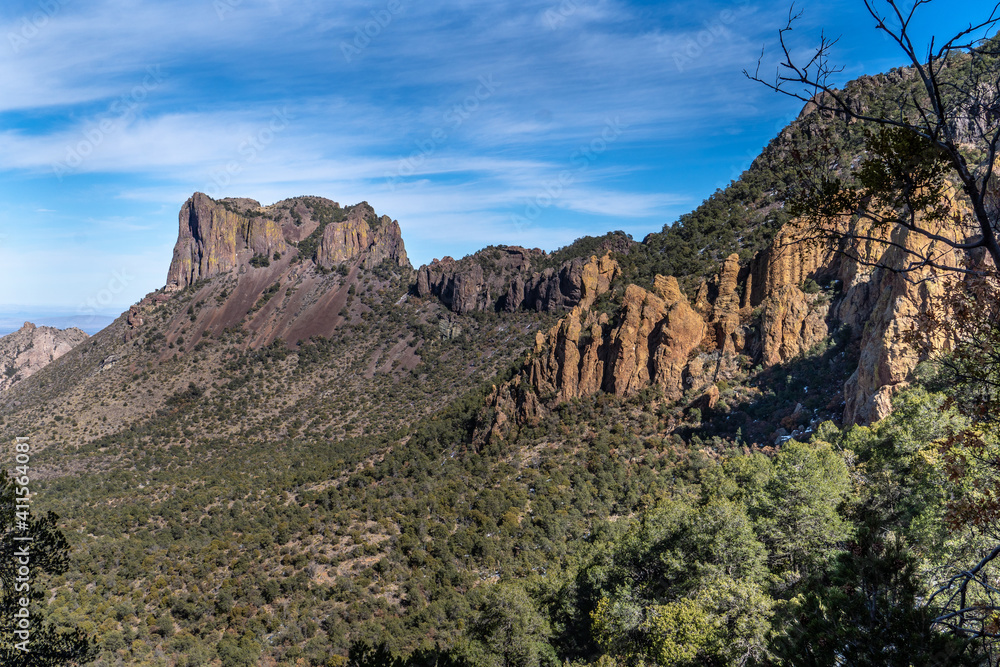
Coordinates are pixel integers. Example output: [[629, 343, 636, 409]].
[[122, 193, 415, 353], [0, 322, 89, 393], [416, 243, 625, 314], [484, 198, 973, 438]]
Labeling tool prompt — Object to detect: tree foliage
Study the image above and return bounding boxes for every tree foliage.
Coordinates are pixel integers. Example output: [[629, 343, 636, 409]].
[[0, 470, 95, 666]]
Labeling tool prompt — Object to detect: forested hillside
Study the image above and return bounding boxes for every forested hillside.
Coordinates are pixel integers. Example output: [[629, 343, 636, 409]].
[[3, 20, 1000, 667]]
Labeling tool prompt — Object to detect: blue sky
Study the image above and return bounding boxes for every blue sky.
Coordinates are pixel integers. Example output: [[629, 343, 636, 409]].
[[0, 0, 996, 321]]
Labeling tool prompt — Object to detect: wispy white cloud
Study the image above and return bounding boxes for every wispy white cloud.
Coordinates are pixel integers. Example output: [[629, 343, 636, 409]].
[[6, 0, 977, 311]]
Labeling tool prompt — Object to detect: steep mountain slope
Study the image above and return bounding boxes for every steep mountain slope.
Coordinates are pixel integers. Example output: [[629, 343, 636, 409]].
[[0, 192, 967, 665], [0, 193, 609, 665], [0, 57, 988, 665], [0, 193, 554, 455]]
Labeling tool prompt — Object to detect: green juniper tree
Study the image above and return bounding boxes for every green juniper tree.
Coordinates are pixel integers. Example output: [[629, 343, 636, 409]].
[[0, 469, 95, 665], [750, 1, 1000, 655]]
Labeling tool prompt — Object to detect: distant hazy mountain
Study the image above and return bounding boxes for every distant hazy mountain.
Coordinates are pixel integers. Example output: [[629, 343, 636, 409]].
[[0, 311, 116, 336], [0, 322, 88, 393]]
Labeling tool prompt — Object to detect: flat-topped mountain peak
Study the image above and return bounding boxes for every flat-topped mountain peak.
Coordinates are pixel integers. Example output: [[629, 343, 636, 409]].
[[167, 193, 409, 290]]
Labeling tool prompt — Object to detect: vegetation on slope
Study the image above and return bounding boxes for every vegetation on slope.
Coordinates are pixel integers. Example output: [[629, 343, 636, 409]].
[[7, 18, 1000, 667]]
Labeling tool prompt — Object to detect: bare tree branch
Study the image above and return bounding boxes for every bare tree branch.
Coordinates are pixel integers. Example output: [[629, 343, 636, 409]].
[[745, 1, 1000, 270]]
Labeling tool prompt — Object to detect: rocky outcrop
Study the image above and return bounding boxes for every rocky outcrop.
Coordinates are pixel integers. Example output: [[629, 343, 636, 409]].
[[695, 253, 748, 356], [124, 291, 175, 342], [485, 188, 977, 436], [168, 194, 288, 288], [837, 199, 969, 423], [737, 225, 839, 366], [0, 323, 88, 392], [580, 254, 621, 310], [417, 248, 621, 314], [650, 277, 711, 398], [153, 193, 415, 354], [746, 206, 973, 422], [316, 202, 409, 270], [166, 194, 410, 289], [527, 306, 608, 403], [418, 247, 539, 313], [757, 286, 831, 366], [487, 275, 710, 437]]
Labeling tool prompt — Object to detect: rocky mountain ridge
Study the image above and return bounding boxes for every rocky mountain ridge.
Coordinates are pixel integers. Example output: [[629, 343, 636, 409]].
[[416, 234, 631, 314], [7, 173, 967, 442], [123, 194, 416, 354], [0, 322, 88, 393], [0, 50, 992, 662], [151, 184, 972, 439], [482, 197, 973, 439]]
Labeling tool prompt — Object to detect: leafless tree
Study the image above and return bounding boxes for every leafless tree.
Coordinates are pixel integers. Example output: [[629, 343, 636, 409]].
[[746, 0, 1000, 274]]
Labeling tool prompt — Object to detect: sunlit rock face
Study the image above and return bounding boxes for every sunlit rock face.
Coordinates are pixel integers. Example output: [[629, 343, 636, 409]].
[[0, 322, 88, 393]]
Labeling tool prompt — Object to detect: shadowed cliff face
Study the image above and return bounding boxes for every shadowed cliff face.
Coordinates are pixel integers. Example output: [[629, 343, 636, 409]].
[[416, 245, 624, 314], [0, 322, 88, 393], [168, 194, 288, 288]]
